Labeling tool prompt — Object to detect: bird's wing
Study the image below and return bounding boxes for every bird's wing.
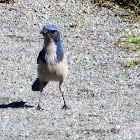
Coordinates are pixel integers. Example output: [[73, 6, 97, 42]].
[[37, 48, 46, 64]]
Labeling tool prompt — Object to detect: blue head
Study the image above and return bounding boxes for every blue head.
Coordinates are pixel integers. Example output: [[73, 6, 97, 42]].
[[40, 25, 63, 50], [40, 25, 60, 43], [40, 25, 64, 63]]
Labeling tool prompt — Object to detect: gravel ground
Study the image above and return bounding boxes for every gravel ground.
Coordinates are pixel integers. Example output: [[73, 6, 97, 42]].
[[0, 0, 140, 139]]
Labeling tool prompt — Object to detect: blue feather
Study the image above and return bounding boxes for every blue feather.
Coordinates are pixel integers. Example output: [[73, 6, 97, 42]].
[[37, 48, 46, 64], [40, 25, 59, 34], [38, 25, 67, 64]]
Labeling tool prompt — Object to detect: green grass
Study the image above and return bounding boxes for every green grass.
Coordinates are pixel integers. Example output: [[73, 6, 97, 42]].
[[92, 0, 140, 22], [115, 7, 140, 22], [92, 0, 140, 67], [116, 35, 140, 68]]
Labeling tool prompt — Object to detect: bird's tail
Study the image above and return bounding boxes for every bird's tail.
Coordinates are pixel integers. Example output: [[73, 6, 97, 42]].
[[32, 78, 48, 91]]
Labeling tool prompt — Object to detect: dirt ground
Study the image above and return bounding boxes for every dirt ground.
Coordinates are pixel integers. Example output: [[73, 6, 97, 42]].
[[0, 0, 140, 139]]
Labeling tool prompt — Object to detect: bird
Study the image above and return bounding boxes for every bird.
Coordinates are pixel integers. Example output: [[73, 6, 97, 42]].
[[32, 25, 68, 110]]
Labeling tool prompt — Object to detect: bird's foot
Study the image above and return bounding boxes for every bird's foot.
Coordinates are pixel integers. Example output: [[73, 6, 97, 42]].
[[61, 104, 69, 110], [37, 104, 42, 110]]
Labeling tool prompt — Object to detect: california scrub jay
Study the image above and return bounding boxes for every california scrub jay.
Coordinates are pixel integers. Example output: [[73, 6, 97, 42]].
[[32, 25, 68, 110]]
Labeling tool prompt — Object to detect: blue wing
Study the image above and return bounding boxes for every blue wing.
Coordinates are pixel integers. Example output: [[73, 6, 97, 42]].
[[37, 48, 46, 64]]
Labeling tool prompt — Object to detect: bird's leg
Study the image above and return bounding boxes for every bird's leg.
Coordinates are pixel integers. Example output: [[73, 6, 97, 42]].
[[37, 92, 42, 110], [37, 81, 44, 110], [59, 81, 68, 110]]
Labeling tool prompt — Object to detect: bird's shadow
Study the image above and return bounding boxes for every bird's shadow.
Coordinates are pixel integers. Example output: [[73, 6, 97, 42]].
[[0, 101, 34, 108]]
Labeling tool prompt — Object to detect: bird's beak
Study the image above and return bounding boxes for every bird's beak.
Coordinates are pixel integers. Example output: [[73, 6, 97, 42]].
[[40, 29, 48, 34]]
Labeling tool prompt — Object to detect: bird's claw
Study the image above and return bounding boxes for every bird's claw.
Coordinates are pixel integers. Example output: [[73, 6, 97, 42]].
[[37, 104, 42, 110], [62, 104, 69, 110]]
